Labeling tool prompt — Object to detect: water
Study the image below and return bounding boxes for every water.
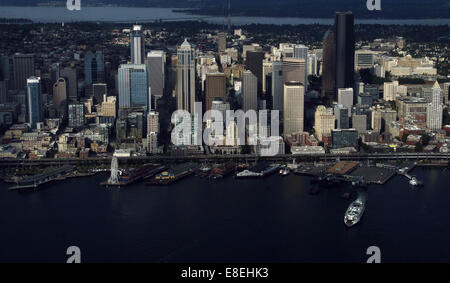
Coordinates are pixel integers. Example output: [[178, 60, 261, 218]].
[[0, 167, 449, 263], [0, 6, 449, 25]]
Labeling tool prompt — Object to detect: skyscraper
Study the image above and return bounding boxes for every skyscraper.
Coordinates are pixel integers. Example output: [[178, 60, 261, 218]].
[[118, 64, 149, 116], [314, 105, 335, 141], [84, 51, 105, 85], [13, 54, 35, 90], [271, 61, 284, 113], [26, 76, 42, 128], [427, 81, 443, 131], [205, 72, 227, 111], [293, 44, 309, 89], [282, 58, 306, 87], [217, 32, 227, 53], [337, 88, 354, 116], [322, 30, 336, 98], [245, 51, 264, 95], [131, 25, 145, 64], [145, 51, 165, 101], [283, 82, 304, 136], [68, 102, 85, 128], [60, 67, 78, 102], [242, 70, 258, 112], [53, 77, 68, 117], [335, 12, 355, 91], [322, 12, 355, 100], [176, 39, 196, 113]]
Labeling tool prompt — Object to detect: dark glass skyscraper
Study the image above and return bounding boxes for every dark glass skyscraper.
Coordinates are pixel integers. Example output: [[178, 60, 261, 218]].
[[245, 51, 264, 96], [334, 12, 355, 91], [322, 12, 355, 100]]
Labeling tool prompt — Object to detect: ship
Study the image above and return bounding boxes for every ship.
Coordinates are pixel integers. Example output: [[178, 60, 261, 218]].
[[209, 162, 235, 179], [279, 167, 290, 176], [409, 177, 424, 187], [344, 193, 366, 227], [235, 162, 281, 178], [147, 162, 197, 186]]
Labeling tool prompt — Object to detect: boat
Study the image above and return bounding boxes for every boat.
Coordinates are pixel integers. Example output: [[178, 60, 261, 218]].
[[209, 162, 235, 179], [279, 167, 290, 176], [235, 162, 281, 178], [344, 194, 366, 227], [409, 177, 423, 187]]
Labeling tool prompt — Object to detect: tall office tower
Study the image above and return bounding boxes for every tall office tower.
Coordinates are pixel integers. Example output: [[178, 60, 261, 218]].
[[283, 82, 304, 136], [334, 12, 355, 92], [68, 102, 85, 128], [242, 70, 258, 112], [337, 88, 354, 116], [321, 30, 336, 98], [92, 83, 107, 104], [334, 104, 349, 129], [217, 32, 227, 53], [118, 64, 149, 116], [307, 53, 318, 76], [262, 61, 273, 95], [0, 80, 7, 103], [100, 95, 117, 118], [381, 110, 397, 134], [205, 72, 226, 111], [282, 58, 306, 87], [128, 112, 144, 139], [176, 39, 196, 113], [245, 51, 264, 95], [443, 82, 450, 105], [271, 61, 284, 113], [147, 111, 160, 135], [371, 109, 382, 132], [427, 81, 443, 131], [293, 44, 309, 89], [60, 67, 78, 102], [383, 81, 399, 101], [26, 77, 42, 128], [131, 25, 145, 64], [84, 51, 105, 85], [52, 78, 68, 117], [145, 51, 165, 101], [314, 105, 335, 141], [13, 54, 35, 90], [0, 55, 12, 93], [352, 114, 367, 133]]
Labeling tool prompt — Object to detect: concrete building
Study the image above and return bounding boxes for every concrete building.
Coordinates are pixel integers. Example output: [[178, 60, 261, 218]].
[[205, 72, 226, 111], [314, 105, 335, 141], [242, 70, 258, 112], [427, 81, 443, 131], [283, 82, 304, 136]]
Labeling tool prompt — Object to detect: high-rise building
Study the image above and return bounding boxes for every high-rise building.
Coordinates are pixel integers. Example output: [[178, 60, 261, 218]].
[[84, 51, 105, 85], [334, 12, 355, 92], [262, 61, 273, 95], [0, 80, 7, 104], [26, 76, 42, 128], [145, 51, 165, 101], [205, 72, 227, 111], [118, 64, 149, 115], [242, 70, 258, 112], [282, 58, 306, 87], [53, 77, 68, 117], [321, 12, 355, 99], [147, 111, 159, 135], [352, 114, 367, 133], [217, 32, 227, 53], [131, 25, 145, 64], [68, 102, 85, 128], [321, 30, 336, 98], [427, 81, 443, 131], [283, 82, 304, 136], [307, 53, 318, 76], [314, 105, 335, 141], [337, 88, 354, 116], [100, 95, 117, 118], [13, 54, 35, 90], [334, 104, 349, 129], [176, 39, 196, 113], [293, 44, 308, 89], [245, 51, 264, 95], [271, 61, 284, 113], [383, 81, 399, 101], [60, 67, 78, 102], [92, 83, 107, 104]]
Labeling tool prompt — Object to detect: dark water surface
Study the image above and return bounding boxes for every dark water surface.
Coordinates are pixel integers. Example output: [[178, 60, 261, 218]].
[[0, 167, 449, 263]]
